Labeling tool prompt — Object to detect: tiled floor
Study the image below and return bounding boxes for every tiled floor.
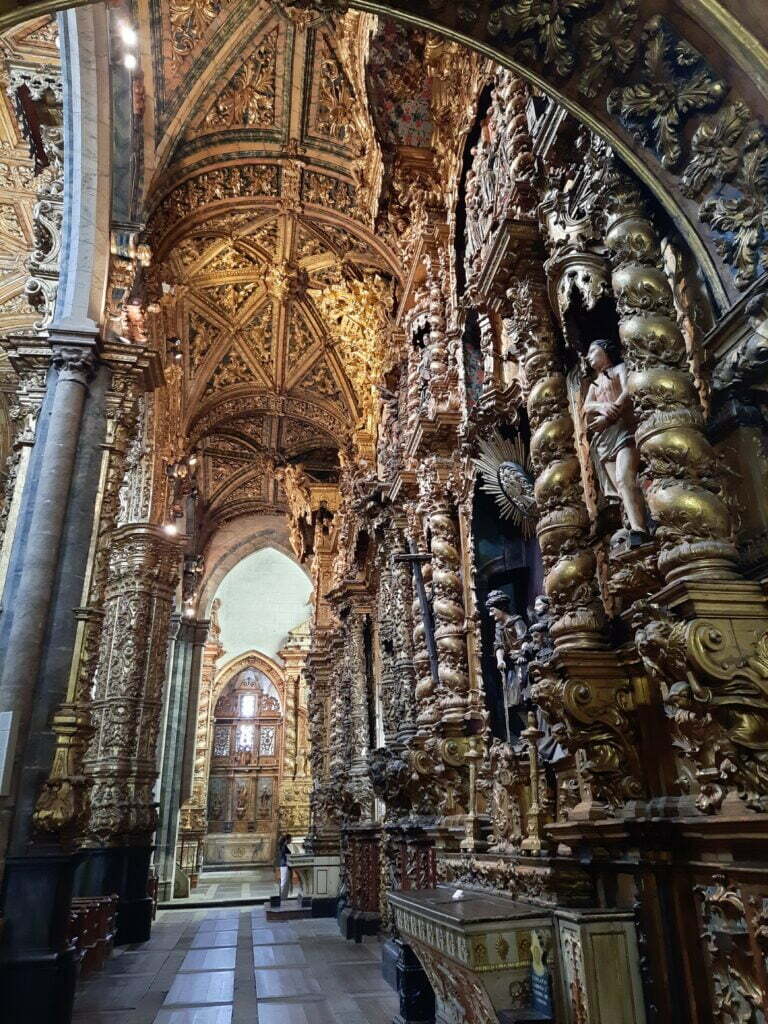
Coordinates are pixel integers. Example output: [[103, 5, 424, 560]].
[[72, 904, 399, 1024], [162, 869, 277, 906]]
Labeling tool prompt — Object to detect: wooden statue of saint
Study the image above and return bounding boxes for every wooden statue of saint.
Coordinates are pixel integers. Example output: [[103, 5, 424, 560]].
[[486, 589, 528, 735], [583, 339, 649, 545]]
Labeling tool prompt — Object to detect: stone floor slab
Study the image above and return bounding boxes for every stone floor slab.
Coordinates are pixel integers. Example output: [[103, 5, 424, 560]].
[[190, 930, 239, 948], [253, 967, 322, 999], [180, 948, 237, 972], [252, 944, 306, 967], [153, 1008, 233, 1024], [251, 926, 298, 945], [163, 970, 234, 1005]]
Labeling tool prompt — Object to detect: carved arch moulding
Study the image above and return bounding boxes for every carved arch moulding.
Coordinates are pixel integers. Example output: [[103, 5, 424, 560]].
[[1, 0, 766, 307]]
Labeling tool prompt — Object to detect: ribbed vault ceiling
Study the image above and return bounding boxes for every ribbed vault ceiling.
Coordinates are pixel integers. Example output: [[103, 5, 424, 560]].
[[140, 1, 404, 525]]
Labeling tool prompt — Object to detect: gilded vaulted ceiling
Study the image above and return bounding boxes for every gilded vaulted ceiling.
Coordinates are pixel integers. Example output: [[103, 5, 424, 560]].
[[138, 2, 403, 525], [0, 16, 59, 343]]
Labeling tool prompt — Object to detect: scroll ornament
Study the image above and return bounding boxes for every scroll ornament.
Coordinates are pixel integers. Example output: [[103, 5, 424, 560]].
[[634, 604, 768, 812]]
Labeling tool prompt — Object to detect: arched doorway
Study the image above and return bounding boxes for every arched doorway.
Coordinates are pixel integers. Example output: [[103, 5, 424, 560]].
[[205, 654, 284, 867], [177, 545, 313, 893]]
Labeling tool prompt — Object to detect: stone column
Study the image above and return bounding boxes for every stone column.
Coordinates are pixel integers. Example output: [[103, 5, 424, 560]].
[[80, 523, 182, 942], [0, 337, 97, 858], [0, 335, 101, 1024], [155, 617, 208, 902], [179, 610, 224, 865]]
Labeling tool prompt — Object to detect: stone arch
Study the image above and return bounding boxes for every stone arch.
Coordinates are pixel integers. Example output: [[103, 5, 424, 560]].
[[211, 648, 285, 710], [197, 514, 310, 618]]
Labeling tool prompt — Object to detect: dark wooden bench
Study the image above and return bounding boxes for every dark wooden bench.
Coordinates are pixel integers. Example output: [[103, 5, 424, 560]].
[[68, 895, 118, 976]]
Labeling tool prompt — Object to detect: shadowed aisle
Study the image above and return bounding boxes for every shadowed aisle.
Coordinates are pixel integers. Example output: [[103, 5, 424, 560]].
[[71, 905, 399, 1024]]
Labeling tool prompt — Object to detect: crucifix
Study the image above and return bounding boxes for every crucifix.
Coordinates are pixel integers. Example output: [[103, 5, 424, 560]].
[[393, 540, 440, 692]]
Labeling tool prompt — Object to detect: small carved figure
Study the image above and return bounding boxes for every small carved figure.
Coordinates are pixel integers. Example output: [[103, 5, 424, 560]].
[[235, 782, 247, 820], [520, 596, 564, 763], [486, 589, 528, 710], [583, 339, 648, 543], [523, 594, 555, 666]]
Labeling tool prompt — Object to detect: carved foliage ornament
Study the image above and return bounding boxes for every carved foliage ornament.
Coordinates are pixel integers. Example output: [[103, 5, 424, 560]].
[[488, 0, 599, 78], [203, 29, 278, 130], [608, 16, 726, 171]]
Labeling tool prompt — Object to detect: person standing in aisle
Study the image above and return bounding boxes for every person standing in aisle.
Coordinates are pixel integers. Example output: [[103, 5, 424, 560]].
[[277, 832, 292, 900]]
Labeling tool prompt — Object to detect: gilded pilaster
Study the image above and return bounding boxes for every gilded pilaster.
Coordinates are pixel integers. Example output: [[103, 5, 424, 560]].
[[179, 599, 224, 845], [32, 345, 163, 840], [0, 338, 50, 596], [84, 524, 183, 844]]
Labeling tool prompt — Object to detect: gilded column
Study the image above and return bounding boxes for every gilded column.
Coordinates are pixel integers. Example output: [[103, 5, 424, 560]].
[[32, 348, 158, 840], [506, 281, 645, 812], [602, 166, 737, 583], [82, 523, 182, 941], [86, 524, 182, 839], [390, 526, 417, 747], [505, 280, 606, 647], [423, 468, 471, 729], [0, 340, 49, 598], [348, 612, 371, 778]]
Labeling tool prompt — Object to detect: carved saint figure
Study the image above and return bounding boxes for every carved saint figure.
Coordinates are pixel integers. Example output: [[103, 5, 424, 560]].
[[523, 595, 555, 667], [520, 596, 564, 763], [235, 782, 247, 820], [486, 589, 527, 708], [583, 340, 648, 541]]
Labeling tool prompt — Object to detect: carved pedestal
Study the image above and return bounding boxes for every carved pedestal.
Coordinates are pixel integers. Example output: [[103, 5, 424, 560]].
[[555, 908, 646, 1024], [390, 887, 557, 1024], [339, 823, 381, 941], [390, 886, 647, 1024]]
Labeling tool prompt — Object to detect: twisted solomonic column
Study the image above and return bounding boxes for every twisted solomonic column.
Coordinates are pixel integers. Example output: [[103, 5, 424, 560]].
[[602, 168, 738, 584], [428, 498, 471, 727], [507, 278, 645, 811], [507, 279, 606, 649]]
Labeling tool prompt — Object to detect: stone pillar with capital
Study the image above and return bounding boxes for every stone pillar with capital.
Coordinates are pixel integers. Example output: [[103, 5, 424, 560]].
[[0, 336, 97, 856], [179, 603, 225, 871], [79, 523, 183, 942], [0, 332, 110, 1024]]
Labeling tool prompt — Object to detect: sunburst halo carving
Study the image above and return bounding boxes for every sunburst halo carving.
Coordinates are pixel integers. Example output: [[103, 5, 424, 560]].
[[474, 430, 537, 537]]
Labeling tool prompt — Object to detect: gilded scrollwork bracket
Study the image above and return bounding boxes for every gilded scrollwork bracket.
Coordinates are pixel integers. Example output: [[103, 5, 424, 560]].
[[634, 585, 768, 814]]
